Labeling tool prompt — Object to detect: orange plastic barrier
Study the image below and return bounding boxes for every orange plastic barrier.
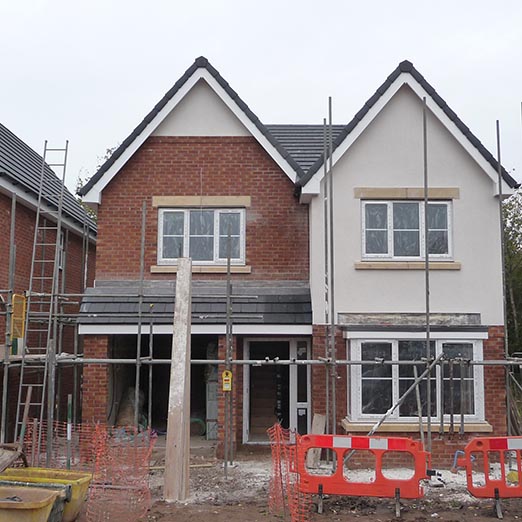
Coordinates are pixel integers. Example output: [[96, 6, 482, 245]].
[[457, 437, 522, 499], [297, 434, 429, 499]]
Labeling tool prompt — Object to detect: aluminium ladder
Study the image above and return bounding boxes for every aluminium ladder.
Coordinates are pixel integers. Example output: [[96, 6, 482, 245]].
[[14, 141, 68, 460]]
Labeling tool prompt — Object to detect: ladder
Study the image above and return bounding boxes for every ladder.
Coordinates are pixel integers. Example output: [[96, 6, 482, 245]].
[[15, 141, 68, 453]]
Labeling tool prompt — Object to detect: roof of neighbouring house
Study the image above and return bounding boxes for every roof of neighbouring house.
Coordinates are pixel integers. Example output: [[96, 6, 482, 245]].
[[0, 122, 97, 235], [295, 60, 519, 190], [79, 280, 312, 326]]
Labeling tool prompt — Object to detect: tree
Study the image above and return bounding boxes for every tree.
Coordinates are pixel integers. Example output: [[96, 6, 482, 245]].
[[75, 146, 118, 221], [504, 188, 522, 355]]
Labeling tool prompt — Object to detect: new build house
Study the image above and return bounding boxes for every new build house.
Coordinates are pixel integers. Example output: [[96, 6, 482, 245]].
[[77, 58, 518, 464]]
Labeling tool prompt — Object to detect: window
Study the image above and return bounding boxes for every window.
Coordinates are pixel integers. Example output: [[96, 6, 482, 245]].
[[351, 339, 483, 422], [158, 208, 245, 264], [362, 201, 451, 260]]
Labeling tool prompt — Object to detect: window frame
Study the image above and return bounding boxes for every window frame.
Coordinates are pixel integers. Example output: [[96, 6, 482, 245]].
[[361, 200, 453, 261], [157, 208, 246, 265], [349, 338, 484, 423]]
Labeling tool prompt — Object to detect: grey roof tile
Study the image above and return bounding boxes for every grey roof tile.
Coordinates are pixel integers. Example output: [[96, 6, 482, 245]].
[[0, 123, 97, 234], [79, 279, 311, 326]]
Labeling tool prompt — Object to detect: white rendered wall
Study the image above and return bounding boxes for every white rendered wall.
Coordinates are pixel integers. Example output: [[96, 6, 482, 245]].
[[309, 85, 504, 326], [152, 79, 250, 137]]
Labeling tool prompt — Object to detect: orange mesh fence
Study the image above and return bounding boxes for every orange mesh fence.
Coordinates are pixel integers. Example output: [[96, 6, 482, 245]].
[[23, 419, 156, 522], [85, 424, 156, 522], [23, 419, 96, 471], [267, 424, 312, 522]]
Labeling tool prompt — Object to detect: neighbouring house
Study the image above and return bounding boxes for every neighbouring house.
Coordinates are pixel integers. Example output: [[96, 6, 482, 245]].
[[0, 122, 97, 439], [77, 57, 518, 465]]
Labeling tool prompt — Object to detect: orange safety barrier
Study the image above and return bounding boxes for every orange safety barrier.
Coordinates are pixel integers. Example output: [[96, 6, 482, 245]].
[[457, 436, 522, 499], [297, 434, 429, 499]]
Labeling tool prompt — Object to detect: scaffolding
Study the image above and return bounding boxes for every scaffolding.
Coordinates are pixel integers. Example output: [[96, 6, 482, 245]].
[[0, 119, 521, 473]]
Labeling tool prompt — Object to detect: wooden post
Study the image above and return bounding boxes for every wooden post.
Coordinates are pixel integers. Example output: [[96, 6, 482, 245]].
[[164, 258, 192, 502]]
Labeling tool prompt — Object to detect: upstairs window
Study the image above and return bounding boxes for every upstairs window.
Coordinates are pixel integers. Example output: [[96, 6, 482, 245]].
[[158, 208, 245, 264], [362, 201, 452, 260]]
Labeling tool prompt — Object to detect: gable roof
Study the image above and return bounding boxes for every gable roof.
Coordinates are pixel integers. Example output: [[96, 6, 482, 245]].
[[0, 123, 97, 236], [265, 124, 345, 173], [79, 57, 305, 201], [296, 60, 519, 193]]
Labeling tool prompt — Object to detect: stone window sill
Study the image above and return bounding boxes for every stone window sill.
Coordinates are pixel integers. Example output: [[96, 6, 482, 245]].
[[341, 419, 492, 433], [354, 261, 461, 270], [151, 265, 252, 274]]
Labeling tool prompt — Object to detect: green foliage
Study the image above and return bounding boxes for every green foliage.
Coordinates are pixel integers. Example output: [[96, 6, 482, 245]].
[[504, 189, 522, 355], [75, 146, 119, 222]]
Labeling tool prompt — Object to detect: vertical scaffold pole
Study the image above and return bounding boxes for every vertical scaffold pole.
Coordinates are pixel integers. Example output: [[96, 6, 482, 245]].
[[322, 118, 330, 436], [496, 120, 511, 436], [422, 97, 432, 452], [328, 97, 336, 434], [1, 194, 16, 443], [224, 225, 233, 477], [134, 200, 147, 428]]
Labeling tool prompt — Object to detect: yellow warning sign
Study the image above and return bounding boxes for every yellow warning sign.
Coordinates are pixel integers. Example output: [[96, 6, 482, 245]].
[[11, 294, 26, 339], [222, 370, 233, 392]]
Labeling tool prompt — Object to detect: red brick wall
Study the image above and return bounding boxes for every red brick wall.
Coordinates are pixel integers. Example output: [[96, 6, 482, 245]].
[[95, 136, 309, 281], [216, 334, 240, 457], [483, 325, 507, 435], [82, 335, 109, 423], [311, 325, 347, 433]]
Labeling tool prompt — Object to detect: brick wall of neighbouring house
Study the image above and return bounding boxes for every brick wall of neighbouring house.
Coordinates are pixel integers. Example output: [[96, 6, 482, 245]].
[[0, 191, 96, 341], [82, 335, 110, 423], [95, 136, 309, 281], [0, 191, 96, 439], [333, 325, 508, 469]]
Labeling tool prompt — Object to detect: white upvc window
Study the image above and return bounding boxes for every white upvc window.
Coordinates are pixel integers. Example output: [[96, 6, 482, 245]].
[[157, 208, 246, 265], [350, 338, 484, 423], [362, 201, 452, 260]]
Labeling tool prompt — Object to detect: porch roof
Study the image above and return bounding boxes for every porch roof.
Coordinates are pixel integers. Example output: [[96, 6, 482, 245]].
[[78, 280, 312, 326]]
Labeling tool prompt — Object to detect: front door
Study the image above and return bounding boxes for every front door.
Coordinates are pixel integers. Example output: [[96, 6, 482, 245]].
[[243, 339, 311, 443]]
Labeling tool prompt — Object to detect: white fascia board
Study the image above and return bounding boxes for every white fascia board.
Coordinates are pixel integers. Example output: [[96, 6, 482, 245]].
[[0, 179, 96, 241], [343, 330, 489, 340], [82, 70, 297, 204], [302, 73, 506, 195], [78, 323, 313, 336], [495, 179, 516, 198]]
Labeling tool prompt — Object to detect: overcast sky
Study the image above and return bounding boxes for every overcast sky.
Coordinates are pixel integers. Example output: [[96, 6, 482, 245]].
[[1, 0, 521, 192]]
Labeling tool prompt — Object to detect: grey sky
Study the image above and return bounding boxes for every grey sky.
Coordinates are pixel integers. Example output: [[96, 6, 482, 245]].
[[1, 0, 521, 191]]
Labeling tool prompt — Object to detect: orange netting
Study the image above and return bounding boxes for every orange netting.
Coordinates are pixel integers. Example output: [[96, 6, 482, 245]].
[[23, 419, 96, 470], [267, 424, 312, 522], [85, 424, 156, 522], [23, 419, 156, 522]]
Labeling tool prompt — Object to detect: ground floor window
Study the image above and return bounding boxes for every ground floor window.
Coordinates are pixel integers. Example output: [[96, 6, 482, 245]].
[[350, 338, 484, 422]]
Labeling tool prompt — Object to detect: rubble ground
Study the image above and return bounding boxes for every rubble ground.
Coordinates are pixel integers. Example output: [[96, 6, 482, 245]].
[[145, 442, 522, 521]]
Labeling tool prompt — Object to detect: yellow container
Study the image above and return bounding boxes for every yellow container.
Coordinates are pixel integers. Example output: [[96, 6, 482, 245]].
[[0, 468, 92, 522], [0, 485, 58, 522]]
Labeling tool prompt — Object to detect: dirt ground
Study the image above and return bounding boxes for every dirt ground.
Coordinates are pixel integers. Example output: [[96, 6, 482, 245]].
[[144, 440, 522, 522]]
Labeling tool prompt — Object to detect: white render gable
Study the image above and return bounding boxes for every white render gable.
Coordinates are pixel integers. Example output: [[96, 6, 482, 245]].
[[301, 72, 513, 199], [309, 84, 505, 326], [81, 66, 298, 205], [152, 79, 250, 137]]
